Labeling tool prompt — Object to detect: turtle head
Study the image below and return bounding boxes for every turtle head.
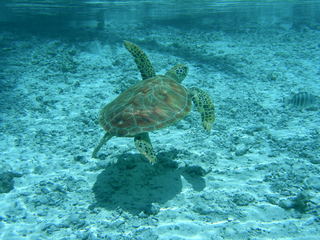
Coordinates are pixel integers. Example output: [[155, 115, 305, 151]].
[[165, 64, 188, 83]]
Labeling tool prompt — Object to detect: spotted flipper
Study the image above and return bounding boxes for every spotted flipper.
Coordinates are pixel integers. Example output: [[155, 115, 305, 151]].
[[124, 40, 156, 80], [134, 132, 157, 164], [92, 132, 113, 158], [189, 87, 215, 131]]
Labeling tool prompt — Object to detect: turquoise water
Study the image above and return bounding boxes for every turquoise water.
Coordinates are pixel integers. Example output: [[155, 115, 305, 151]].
[[0, 1, 320, 240], [1, 0, 320, 30]]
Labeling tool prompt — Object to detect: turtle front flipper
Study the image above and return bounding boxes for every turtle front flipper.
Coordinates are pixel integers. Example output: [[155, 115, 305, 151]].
[[92, 132, 113, 158], [134, 132, 157, 164], [189, 87, 215, 132], [124, 40, 156, 80]]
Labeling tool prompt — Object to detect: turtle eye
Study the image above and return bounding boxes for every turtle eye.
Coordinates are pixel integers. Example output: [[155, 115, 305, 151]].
[[176, 67, 185, 75]]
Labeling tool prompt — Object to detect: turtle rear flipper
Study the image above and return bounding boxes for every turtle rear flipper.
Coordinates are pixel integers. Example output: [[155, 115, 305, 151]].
[[190, 87, 215, 132], [134, 132, 157, 164], [92, 132, 113, 158]]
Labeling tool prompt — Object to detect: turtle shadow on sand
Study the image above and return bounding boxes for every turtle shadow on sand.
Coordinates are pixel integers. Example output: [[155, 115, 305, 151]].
[[92, 150, 207, 215]]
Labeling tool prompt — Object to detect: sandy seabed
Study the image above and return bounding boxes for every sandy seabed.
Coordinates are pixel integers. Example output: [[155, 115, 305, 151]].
[[0, 24, 320, 240]]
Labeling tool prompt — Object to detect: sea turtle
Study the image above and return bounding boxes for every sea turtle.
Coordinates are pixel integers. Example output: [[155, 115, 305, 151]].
[[92, 41, 215, 163]]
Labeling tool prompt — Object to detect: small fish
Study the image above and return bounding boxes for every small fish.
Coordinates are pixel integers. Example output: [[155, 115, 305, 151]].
[[287, 92, 318, 108]]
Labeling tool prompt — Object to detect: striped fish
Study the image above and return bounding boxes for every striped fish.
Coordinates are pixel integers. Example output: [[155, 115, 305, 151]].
[[287, 92, 317, 108]]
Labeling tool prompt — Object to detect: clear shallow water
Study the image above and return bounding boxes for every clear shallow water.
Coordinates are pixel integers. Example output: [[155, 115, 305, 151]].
[[1, 0, 319, 30], [1, 1, 320, 240]]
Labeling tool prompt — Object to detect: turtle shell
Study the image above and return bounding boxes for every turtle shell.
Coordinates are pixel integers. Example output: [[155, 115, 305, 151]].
[[99, 75, 192, 137]]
